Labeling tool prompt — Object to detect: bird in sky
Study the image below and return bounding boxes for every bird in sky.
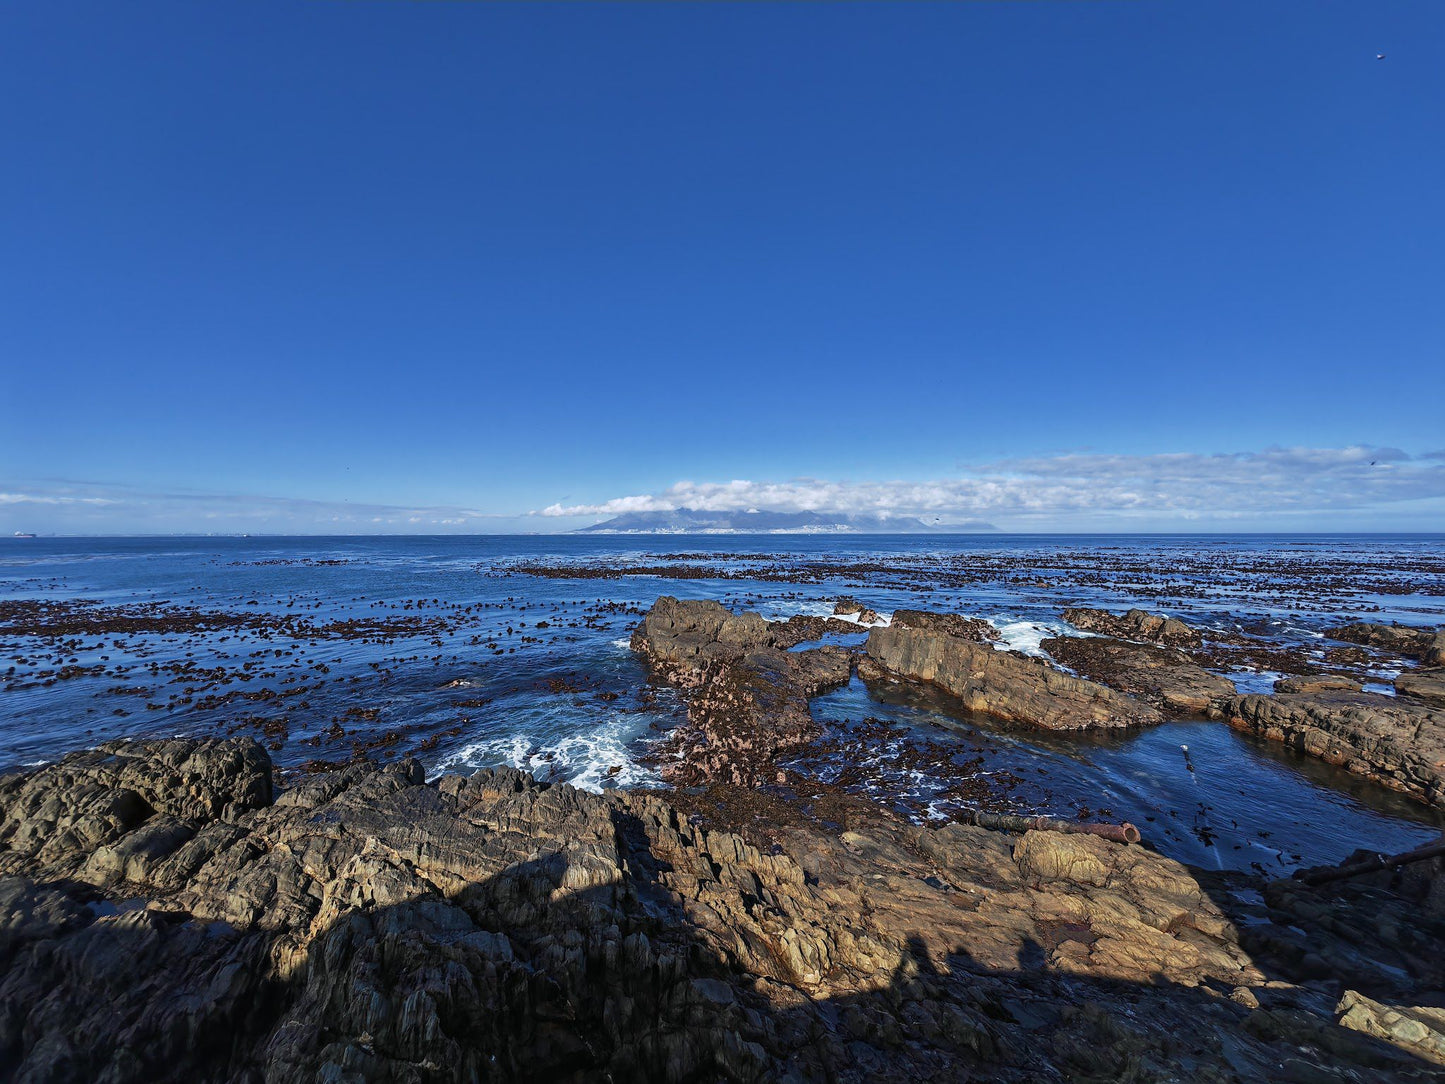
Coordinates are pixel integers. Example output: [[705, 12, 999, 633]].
[[1377, 53, 1387, 60]]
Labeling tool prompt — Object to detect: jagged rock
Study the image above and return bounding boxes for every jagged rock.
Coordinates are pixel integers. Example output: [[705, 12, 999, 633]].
[[0, 737, 271, 878], [1041, 634, 1236, 715], [629, 596, 772, 672], [1062, 607, 1202, 648], [1, 738, 1440, 1082], [1276, 674, 1364, 694], [1397, 668, 1445, 708], [1330, 622, 1444, 665], [1211, 691, 1445, 808], [866, 617, 1162, 730]]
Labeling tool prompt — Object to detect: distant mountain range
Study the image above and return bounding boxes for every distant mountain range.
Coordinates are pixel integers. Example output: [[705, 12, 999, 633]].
[[575, 510, 998, 534]]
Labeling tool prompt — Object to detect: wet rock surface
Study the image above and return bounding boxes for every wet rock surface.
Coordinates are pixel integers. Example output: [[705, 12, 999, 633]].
[[3, 737, 1444, 1081], [1211, 691, 1445, 808], [1062, 607, 1203, 647], [1040, 634, 1236, 715], [864, 616, 1163, 731]]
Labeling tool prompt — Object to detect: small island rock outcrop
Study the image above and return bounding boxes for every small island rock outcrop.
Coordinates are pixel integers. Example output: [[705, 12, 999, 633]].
[[865, 612, 1163, 730]]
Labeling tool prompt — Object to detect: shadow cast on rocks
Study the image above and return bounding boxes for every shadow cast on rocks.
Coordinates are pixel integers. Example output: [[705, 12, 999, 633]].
[[1, 738, 1443, 1082]]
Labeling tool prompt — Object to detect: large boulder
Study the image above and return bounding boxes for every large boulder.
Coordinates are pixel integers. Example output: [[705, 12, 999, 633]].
[[865, 617, 1162, 730], [1062, 607, 1202, 648], [629, 596, 772, 671], [1396, 668, 1445, 708], [1041, 635, 1236, 715]]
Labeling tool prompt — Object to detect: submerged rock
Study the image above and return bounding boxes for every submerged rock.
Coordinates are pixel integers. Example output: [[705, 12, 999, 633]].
[[1211, 690, 1445, 808], [866, 615, 1162, 730], [1062, 607, 1203, 648], [4, 737, 1441, 1081], [1041, 634, 1236, 715]]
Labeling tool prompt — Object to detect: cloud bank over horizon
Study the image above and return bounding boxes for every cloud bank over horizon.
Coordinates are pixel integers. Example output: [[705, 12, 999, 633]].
[[4, 446, 1444, 535], [537, 446, 1445, 529]]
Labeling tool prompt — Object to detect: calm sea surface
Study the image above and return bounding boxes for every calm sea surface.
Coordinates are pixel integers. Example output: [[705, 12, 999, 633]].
[[3, 533, 1442, 873]]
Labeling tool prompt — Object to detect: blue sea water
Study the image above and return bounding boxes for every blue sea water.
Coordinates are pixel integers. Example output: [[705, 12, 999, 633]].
[[2, 533, 1442, 873]]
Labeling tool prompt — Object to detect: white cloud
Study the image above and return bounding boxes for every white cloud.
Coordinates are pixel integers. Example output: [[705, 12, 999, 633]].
[[536, 446, 1445, 524], [0, 482, 520, 535]]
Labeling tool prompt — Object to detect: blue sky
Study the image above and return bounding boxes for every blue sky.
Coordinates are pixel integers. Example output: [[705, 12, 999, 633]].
[[2, 2, 1442, 534]]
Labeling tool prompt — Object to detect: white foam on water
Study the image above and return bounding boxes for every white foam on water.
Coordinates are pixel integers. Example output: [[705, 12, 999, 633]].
[[610, 638, 632, 650], [430, 715, 660, 793], [831, 610, 891, 628], [991, 617, 1068, 657]]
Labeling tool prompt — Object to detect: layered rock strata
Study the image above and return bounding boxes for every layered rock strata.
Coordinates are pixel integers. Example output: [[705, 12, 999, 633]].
[[1211, 691, 1445, 808], [1396, 669, 1445, 708]]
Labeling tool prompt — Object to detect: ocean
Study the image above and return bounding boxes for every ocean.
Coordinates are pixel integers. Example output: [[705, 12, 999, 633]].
[[3, 532, 1442, 873]]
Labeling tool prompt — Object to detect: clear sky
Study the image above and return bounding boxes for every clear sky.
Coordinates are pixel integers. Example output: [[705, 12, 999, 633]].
[[2, 2, 1442, 534]]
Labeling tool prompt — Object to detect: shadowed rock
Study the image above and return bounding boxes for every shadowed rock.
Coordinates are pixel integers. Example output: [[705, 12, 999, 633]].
[[1062, 607, 1203, 648], [865, 616, 1162, 731], [4, 737, 1443, 1080]]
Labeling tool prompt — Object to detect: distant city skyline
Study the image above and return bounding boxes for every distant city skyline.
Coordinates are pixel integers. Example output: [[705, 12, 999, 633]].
[[3, 3, 1442, 534]]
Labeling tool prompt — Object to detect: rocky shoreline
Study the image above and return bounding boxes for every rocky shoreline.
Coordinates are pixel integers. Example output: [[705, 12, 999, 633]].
[[4, 597, 1445, 1080], [3, 735, 1445, 1081]]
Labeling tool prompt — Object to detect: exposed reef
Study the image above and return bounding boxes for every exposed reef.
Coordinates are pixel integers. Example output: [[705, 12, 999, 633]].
[[1040, 634, 1236, 715], [629, 597, 852, 786], [1062, 607, 1203, 648], [1329, 622, 1445, 666]]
